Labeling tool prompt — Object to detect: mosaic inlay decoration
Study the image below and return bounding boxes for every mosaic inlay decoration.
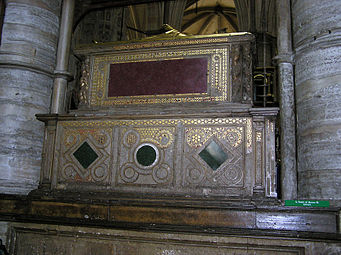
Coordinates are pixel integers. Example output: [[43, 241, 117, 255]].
[[199, 140, 228, 171], [73, 141, 98, 169], [60, 118, 252, 152], [60, 128, 112, 183], [57, 118, 252, 190]]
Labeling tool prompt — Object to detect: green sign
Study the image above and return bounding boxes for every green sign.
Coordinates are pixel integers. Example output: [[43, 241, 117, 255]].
[[285, 200, 330, 207]]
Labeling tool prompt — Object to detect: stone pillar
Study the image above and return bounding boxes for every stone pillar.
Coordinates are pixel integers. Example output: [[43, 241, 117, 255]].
[[292, 0, 341, 205], [50, 0, 75, 114], [0, 0, 61, 194], [275, 0, 297, 200]]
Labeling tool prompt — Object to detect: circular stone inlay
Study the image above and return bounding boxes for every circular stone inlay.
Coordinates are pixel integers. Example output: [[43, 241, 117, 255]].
[[136, 145, 157, 167]]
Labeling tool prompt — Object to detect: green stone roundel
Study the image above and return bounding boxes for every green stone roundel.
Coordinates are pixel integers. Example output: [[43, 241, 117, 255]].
[[136, 145, 157, 167]]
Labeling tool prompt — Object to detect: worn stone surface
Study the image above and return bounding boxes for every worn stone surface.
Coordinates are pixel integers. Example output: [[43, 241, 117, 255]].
[[275, 0, 297, 200], [0, 69, 53, 194], [292, 0, 341, 48], [0, 0, 61, 194], [1, 195, 339, 234], [0, 222, 8, 247], [292, 0, 341, 205], [278, 62, 297, 200], [0, 2, 61, 73], [5, 222, 341, 255]]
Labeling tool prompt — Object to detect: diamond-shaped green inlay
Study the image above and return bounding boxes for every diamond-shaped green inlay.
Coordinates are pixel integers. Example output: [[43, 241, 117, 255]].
[[199, 140, 228, 170], [73, 142, 98, 169]]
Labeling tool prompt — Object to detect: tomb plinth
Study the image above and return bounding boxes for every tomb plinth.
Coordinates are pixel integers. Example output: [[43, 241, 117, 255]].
[[36, 32, 279, 205]]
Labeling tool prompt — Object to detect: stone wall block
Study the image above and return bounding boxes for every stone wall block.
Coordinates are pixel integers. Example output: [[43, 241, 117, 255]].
[[0, 69, 53, 194], [298, 139, 341, 171], [292, 0, 341, 47], [298, 170, 341, 201], [4, 3, 59, 34], [0, 70, 53, 109], [295, 46, 341, 85], [1, 3, 61, 72], [297, 86, 341, 133]]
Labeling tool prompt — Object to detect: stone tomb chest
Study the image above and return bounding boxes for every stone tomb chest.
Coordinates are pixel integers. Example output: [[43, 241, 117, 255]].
[[37, 32, 278, 203]]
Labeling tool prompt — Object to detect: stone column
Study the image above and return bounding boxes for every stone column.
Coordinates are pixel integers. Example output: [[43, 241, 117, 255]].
[[50, 0, 75, 114], [292, 0, 341, 206], [0, 0, 62, 194], [275, 0, 297, 200]]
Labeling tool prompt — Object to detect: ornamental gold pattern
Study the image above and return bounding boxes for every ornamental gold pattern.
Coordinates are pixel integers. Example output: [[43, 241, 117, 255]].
[[112, 34, 250, 51], [60, 117, 253, 151], [52, 115, 278, 198], [60, 128, 112, 183], [90, 48, 229, 106], [256, 131, 262, 142], [186, 127, 243, 148], [121, 127, 174, 148], [79, 57, 90, 106]]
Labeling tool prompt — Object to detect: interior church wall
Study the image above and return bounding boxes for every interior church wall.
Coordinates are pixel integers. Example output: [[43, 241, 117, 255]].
[[73, 7, 127, 45]]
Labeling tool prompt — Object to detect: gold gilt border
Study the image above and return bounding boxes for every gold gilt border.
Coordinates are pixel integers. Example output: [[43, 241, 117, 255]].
[[90, 48, 230, 106], [111, 34, 250, 51], [59, 118, 252, 151]]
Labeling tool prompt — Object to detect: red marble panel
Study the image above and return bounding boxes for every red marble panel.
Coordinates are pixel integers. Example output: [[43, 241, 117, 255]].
[[108, 58, 208, 97]]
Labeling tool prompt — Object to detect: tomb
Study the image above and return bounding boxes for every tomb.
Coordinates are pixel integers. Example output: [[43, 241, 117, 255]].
[[1, 29, 339, 255], [36, 30, 278, 205]]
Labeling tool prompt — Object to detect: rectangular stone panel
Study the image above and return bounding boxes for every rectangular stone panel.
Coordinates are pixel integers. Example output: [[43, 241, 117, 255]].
[[256, 211, 337, 232], [8, 223, 319, 255]]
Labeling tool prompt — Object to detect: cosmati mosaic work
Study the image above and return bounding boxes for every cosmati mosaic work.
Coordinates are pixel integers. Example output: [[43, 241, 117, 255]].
[[199, 140, 229, 171], [60, 128, 112, 183], [117, 126, 176, 186], [55, 118, 253, 196], [184, 125, 244, 188]]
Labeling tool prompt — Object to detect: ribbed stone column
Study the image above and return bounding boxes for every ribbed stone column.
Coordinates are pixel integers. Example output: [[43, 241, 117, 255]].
[[0, 0, 61, 194], [292, 0, 341, 205]]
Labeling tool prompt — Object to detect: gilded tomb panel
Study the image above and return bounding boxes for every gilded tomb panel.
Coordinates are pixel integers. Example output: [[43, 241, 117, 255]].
[[54, 117, 258, 197]]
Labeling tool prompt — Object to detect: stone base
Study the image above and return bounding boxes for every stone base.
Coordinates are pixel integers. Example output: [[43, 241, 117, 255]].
[[3, 222, 341, 255], [0, 194, 340, 254], [0, 194, 339, 234], [0, 180, 38, 195]]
